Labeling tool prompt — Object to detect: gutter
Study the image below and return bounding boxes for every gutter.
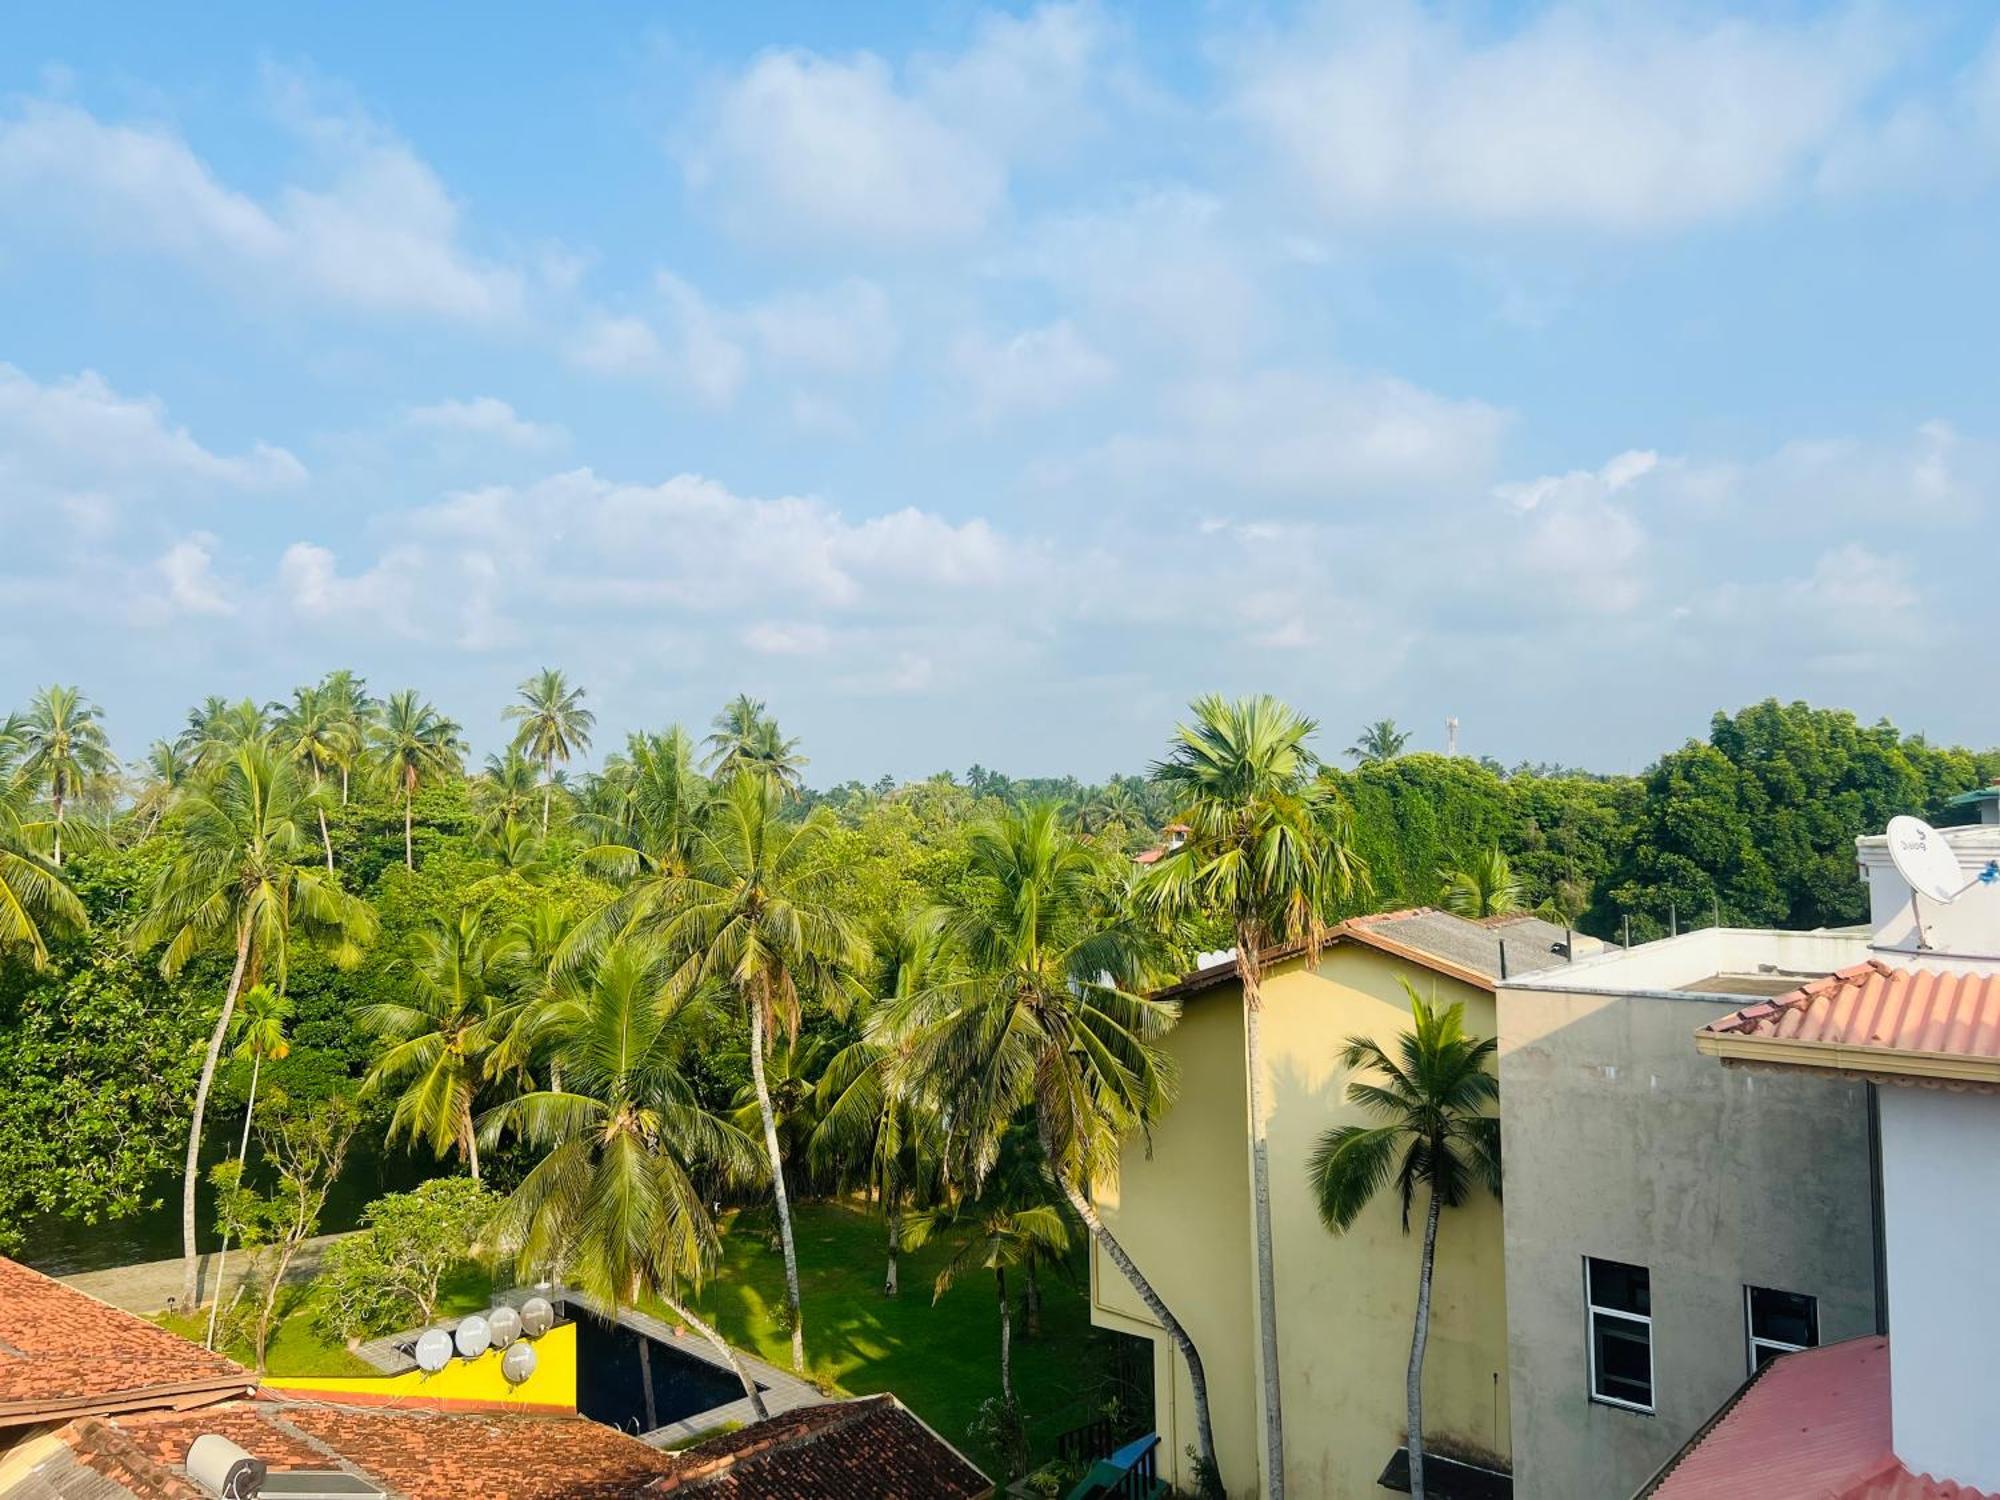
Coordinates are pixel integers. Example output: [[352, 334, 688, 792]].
[[1694, 1030, 2000, 1088]]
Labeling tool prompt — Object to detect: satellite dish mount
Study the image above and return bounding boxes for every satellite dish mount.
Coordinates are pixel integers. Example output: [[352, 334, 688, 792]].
[[1886, 815, 2000, 951]]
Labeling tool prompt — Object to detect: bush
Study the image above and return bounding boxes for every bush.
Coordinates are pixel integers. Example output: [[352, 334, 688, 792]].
[[312, 1177, 499, 1341]]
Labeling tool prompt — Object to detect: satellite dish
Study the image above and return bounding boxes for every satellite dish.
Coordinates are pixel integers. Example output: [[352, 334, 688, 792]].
[[1888, 816, 1965, 904], [487, 1305, 522, 1346], [501, 1339, 537, 1385], [414, 1328, 453, 1373], [453, 1314, 492, 1359], [519, 1296, 554, 1337]]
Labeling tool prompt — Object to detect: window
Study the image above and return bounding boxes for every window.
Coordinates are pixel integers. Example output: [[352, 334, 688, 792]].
[[1586, 1257, 1653, 1412], [1746, 1286, 1818, 1372]]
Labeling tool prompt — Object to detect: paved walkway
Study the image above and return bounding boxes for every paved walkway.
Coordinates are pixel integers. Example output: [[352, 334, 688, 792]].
[[59, 1232, 353, 1314]]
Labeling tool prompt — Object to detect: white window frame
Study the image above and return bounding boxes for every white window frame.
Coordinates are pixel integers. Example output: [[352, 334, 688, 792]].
[[1585, 1257, 1655, 1414], [1744, 1285, 1818, 1374]]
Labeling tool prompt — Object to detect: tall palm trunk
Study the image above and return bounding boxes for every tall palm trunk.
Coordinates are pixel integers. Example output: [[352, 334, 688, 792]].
[[663, 1296, 770, 1419], [313, 768, 334, 873], [1406, 1186, 1443, 1500], [1025, 1258, 1042, 1338], [884, 1199, 901, 1297], [51, 786, 64, 868], [1055, 1175, 1218, 1490], [463, 1103, 482, 1185], [1237, 937, 1287, 1499], [403, 777, 415, 870], [996, 1265, 1014, 1405], [181, 921, 253, 1309], [748, 1000, 806, 1374], [204, 1051, 263, 1351], [542, 752, 553, 836]]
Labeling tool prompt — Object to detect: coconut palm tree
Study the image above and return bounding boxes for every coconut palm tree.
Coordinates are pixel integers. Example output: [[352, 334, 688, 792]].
[[1309, 984, 1501, 1500], [269, 685, 357, 872], [1348, 718, 1411, 765], [1140, 694, 1367, 1500], [887, 804, 1219, 1489], [203, 983, 292, 1351], [473, 747, 544, 836], [574, 729, 710, 893], [317, 671, 377, 804], [178, 697, 268, 774], [130, 743, 377, 1309], [726, 1034, 829, 1196], [703, 696, 807, 798], [0, 763, 87, 968], [651, 773, 863, 1375], [12, 685, 115, 867], [368, 690, 464, 871], [811, 912, 951, 1298], [481, 931, 768, 1417], [360, 907, 514, 1183], [1439, 847, 1526, 919], [130, 740, 197, 839], [505, 669, 595, 835]]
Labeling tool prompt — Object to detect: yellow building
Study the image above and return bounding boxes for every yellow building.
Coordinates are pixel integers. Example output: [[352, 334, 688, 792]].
[[1090, 909, 1561, 1498]]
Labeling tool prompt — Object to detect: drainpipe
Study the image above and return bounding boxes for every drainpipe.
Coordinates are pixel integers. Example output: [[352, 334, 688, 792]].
[[1868, 1083, 1889, 1337]]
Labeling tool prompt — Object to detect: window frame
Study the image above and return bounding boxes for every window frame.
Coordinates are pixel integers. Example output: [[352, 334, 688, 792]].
[[1585, 1257, 1655, 1415], [1744, 1285, 1819, 1374]]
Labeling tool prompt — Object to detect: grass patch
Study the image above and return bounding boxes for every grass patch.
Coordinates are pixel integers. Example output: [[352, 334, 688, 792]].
[[662, 1200, 1120, 1475]]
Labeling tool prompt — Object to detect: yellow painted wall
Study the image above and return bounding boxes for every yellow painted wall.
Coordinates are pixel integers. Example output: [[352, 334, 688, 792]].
[[1093, 947, 1511, 1498], [265, 1320, 577, 1412]]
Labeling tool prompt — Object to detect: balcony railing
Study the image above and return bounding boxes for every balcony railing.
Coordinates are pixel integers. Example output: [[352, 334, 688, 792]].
[[1065, 1433, 1161, 1500]]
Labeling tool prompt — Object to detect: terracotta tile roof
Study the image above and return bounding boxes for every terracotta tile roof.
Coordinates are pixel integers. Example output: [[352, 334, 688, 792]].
[[647, 1396, 990, 1497], [0, 1257, 251, 1427], [21, 1395, 989, 1500], [1696, 962, 2000, 1081], [1642, 1337, 1992, 1499], [1150, 906, 1504, 1001]]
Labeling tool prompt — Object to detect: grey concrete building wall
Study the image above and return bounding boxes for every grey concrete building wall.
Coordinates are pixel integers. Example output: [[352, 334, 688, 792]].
[[1498, 983, 1877, 1500]]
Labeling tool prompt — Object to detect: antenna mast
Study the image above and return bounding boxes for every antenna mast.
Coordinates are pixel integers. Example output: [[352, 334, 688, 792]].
[[1445, 716, 1459, 757]]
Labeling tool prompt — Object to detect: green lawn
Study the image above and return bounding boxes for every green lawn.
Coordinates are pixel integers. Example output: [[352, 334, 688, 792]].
[[663, 1200, 1115, 1473]]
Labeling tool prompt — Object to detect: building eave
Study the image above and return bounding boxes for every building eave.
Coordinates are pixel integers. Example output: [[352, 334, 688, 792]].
[[1695, 1028, 2000, 1087]]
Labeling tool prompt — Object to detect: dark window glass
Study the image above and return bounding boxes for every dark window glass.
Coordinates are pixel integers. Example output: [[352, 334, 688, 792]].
[[1748, 1287, 1817, 1348], [1589, 1258, 1650, 1316]]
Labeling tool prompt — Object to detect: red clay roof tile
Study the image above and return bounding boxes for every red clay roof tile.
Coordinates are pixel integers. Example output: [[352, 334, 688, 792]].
[[1700, 962, 2000, 1068]]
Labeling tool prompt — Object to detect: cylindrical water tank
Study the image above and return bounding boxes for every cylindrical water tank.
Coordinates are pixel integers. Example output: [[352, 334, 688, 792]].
[[453, 1314, 491, 1359], [185, 1433, 268, 1499]]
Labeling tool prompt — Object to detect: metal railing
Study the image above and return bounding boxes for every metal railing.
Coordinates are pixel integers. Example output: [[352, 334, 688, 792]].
[[1066, 1433, 1160, 1500]]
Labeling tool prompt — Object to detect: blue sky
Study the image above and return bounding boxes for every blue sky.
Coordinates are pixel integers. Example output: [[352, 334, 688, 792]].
[[4, 2, 1998, 782]]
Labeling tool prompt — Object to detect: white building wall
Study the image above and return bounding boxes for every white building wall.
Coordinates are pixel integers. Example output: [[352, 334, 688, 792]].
[[1877, 1086, 2000, 1493], [1858, 826, 2000, 963]]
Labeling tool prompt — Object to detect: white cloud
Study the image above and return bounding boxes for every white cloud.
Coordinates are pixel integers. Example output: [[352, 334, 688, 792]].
[[404, 397, 565, 452], [0, 93, 523, 321], [568, 315, 664, 377], [1231, 2, 1890, 230], [154, 534, 233, 617], [0, 362, 305, 507], [749, 280, 898, 374], [951, 320, 1114, 419], [683, 3, 1111, 246], [743, 621, 833, 656]]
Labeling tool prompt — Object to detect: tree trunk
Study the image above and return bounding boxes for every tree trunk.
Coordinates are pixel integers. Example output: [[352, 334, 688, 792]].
[[404, 783, 415, 870], [313, 769, 335, 873], [182, 922, 254, 1309], [996, 1266, 1014, 1406], [663, 1295, 769, 1419], [341, 763, 350, 805], [51, 790, 64, 868], [885, 1203, 900, 1297], [542, 754, 552, 836], [1056, 1175, 1219, 1491], [749, 1001, 806, 1374], [464, 1104, 481, 1185], [206, 1053, 262, 1350], [1406, 1187, 1443, 1500], [638, 1335, 658, 1430], [1237, 938, 1287, 1500], [1025, 1258, 1042, 1338]]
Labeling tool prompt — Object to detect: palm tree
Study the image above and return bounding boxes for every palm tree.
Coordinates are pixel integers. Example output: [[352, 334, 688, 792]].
[[473, 747, 544, 835], [130, 740, 197, 839], [12, 685, 114, 866], [1348, 718, 1411, 765], [567, 729, 711, 964], [130, 744, 377, 1309], [1140, 694, 1366, 1500], [0, 764, 87, 967], [887, 804, 1219, 1488], [368, 690, 464, 870], [317, 671, 377, 804], [481, 931, 769, 1417], [505, 669, 595, 834], [269, 685, 357, 872], [178, 697, 268, 774], [812, 912, 950, 1298], [1309, 983, 1501, 1500], [1439, 847, 1525, 919], [360, 907, 513, 1183], [906, 1163, 1070, 1476], [703, 696, 807, 798], [203, 983, 292, 1351], [728, 1034, 829, 1196], [653, 774, 863, 1375]]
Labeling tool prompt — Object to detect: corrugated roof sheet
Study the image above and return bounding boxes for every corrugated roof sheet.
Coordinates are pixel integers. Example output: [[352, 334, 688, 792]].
[[1700, 961, 2000, 1063], [1644, 1337, 1992, 1499]]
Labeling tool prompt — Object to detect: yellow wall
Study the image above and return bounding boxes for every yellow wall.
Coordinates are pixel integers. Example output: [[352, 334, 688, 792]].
[[1093, 947, 1511, 1498], [265, 1321, 577, 1413]]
